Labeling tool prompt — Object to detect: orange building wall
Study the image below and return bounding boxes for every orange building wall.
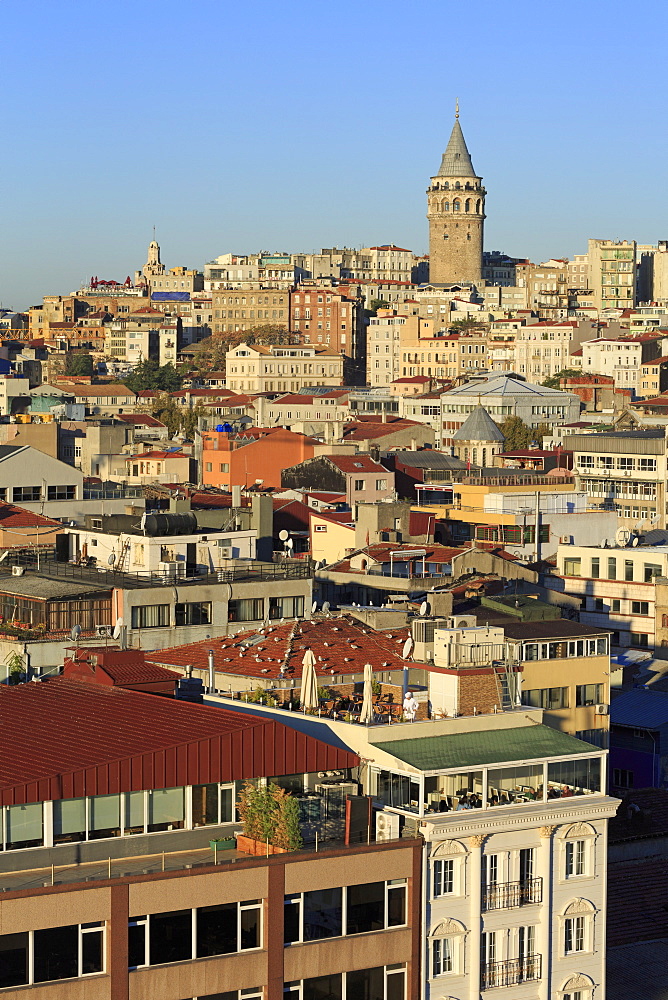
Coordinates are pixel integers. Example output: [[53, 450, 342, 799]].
[[201, 429, 317, 489]]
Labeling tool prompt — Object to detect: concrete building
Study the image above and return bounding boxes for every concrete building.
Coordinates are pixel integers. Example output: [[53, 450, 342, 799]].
[[452, 404, 505, 468], [367, 313, 406, 387], [427, 108, 486, 285], [440, 375, 581, 449], [568, 427, 668, 529], [282, 454, 394, 507], [514, 320, 595, 382], [290, 283, 364, 359], [580, 333, 662, 397], [225, 343, 345, 394], [201, 427, 320, 491], [554, 538, 668, 648], [211, 286, 290, 336], [587, 239, 637, 313]]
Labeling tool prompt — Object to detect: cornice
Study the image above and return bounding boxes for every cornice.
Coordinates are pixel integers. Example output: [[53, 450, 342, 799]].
[[420, 797, 620, 841]]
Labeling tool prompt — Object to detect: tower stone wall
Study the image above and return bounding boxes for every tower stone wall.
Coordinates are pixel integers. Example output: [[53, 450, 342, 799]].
[[427, 114, 485, 286]]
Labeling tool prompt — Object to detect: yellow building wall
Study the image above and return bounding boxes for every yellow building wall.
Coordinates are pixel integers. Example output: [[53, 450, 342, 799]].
[[310, 515, 355, 564]]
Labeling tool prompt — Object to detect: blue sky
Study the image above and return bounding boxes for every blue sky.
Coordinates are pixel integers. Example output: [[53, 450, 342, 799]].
[[1, 0, 667, 309]]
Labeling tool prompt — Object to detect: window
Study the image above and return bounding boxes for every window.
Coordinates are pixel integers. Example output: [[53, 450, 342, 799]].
[[269, 596, 304, 619], [220, 463, 230, 473], [131, 604, 169, 629], [433, 858, 455, 896], [285, 965, 405, 999], [175, 602, 212, 626], [613, 768, 634, 788], [228, 598, 263, 622], [523, 687, 569, 709], [563, 558, 581, 576], [432, 937, 454, 976], [47, 485, 75, 500], [644, 563, 662, 582], [0, 923, 104, 987], [565, 839, 586, 877], [624, 560, 634, 582], [354, 479, 365, 491], [376, 479, 388, 491], [590, 557, 600, 578], [13, 486, 41, 502], [285, 882, 405, 945], [564, 915, 586, 954], [575, 683, 604, 707], [130, 901, 262, 968], [631, 601, 649, 616], [611, 599, 621, 614]]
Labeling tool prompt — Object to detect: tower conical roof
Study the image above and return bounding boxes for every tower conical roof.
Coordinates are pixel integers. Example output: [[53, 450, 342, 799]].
[[437, 118, 476, 178], [452, 405, 505, 443]]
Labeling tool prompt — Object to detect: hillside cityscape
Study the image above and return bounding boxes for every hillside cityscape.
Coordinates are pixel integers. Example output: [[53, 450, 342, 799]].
[[0, 112, 665, 1000]]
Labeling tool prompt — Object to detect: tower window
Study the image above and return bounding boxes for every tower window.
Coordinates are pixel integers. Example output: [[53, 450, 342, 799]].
[[445, 201, 450, 212], [443, 234, 449, 240], [465, 199, 471, 212], [453, 200, 461, 211], [467, 234, 471, 240]]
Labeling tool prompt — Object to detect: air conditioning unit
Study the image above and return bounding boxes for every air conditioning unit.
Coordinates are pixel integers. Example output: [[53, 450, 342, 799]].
[[218, 547, 233, 559], [96, 625, 113, 637], [411, 617, 449, 645], [595, 703, 609, 715], [11, 566, 24, 577], [561, 535, 572, 544], [447, 614, 477, 630], [376, 811, 400, 842]]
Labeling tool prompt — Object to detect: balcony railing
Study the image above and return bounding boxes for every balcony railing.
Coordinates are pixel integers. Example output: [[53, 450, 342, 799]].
[[481, 954, 541, 989], [482, 877, 542, 911]]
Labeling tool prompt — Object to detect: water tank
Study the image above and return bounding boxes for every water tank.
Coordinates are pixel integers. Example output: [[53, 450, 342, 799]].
[[143, 512, 198, 536]]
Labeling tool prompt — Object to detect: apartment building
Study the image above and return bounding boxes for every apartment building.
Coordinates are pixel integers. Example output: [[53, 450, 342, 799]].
[[200, 427, 319, 490], [290, 284, 362, 357], [580, 333, 662, 397], [339, 244, 415, 282], [514, 320, 594, 381], [524, 259, 570, 318], [587, 239, 637, 313], [225, 344, 344, 394], [367, 313, 406, 387], [211, 287, 290, 336], [568, 428, 668, 528], [554, 538, 668, 648]]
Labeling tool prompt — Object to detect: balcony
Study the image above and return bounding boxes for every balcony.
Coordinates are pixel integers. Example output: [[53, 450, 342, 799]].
[[482, 877, 542, 911], [481, 954, 541, 989]]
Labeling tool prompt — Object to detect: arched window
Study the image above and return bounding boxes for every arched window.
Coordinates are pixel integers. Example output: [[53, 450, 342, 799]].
[[444, 201, 450, 212], [476, 199, 481, 213], [455, 181, 461, 189], [560, 973, 595, 1000], [453, 200, 461, 212], [465, 199, 471, 213], [444, 181, 450, 190]]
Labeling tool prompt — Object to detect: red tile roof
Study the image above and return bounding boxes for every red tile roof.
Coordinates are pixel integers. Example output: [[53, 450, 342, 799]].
[[325, 454, 386, 474], [342, 419, 425, 442], [0, 678, 357, 804], [116, 414, 166, 427], [0, 504, 63, 530], [126, 450, 186, 460], [147, 614, 420, 682]]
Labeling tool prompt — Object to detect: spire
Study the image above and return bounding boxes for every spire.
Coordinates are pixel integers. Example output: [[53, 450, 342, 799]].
[[437, 112, 476, 178]]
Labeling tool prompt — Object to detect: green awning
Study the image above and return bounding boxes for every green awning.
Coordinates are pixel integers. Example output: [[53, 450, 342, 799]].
[[372, 725, 598, 772]]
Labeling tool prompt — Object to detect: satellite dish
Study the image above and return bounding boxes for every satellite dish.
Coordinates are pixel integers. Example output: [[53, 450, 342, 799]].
[[322, 601, 331, 614], [632, 535, 640, 546], [615, 527, 631, 547], [107, 553, 116, 566], [419, 600, 429, 616], [279, 529, 289, 541], [112, 617, 123, 641], [286, 537, 294, 549], [140, 512, 147, 533], [70, 624, 81, 642], [311, 601, 318, 614], [402, 637, 413, 659]]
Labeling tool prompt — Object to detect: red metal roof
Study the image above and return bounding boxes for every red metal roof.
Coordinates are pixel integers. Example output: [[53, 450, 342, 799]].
[[0, 679, 357, 806], [0, 504, 63, 530], [325, 454, 385, 474]]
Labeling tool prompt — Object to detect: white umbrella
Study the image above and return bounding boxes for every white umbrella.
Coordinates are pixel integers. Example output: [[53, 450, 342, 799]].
[[300, 648, 319, 712], [360, 662, 374, 725]]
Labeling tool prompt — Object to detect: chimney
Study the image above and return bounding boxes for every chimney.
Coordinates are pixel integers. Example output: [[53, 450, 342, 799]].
[[208, 649, 215, 694]]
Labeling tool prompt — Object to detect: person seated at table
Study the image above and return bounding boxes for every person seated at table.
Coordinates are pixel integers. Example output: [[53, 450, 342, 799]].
[[488, 794, 499, 807], [561, 785, 574, 797], [438, 797, 450, 812], [499, 792, 511, 805], [471, 793, 483, 808], [547, 785, 561, 799], [456, 796, 472, 810]]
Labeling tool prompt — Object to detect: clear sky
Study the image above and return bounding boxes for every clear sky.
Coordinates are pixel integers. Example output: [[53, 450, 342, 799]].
[[1, 0, 667, 309]]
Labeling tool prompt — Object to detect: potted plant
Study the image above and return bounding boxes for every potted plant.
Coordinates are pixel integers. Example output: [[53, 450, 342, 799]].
[[235, 780, 303, 855]]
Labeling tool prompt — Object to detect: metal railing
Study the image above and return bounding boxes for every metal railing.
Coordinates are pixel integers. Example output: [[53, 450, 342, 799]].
[[481, 954, 541, 989], [482, 877, 542, 911]]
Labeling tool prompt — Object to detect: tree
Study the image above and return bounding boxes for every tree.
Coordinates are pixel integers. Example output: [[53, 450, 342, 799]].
[[151, 393, 181, 437], [181, 400, 208, 440], [122, 360, 183, 394], [541, 368, 582, 389], [532, 422, 552, 446], [368, 299, 391, 315], [64, 353, 93, 376], [499, 415, 533, 451], [450, 316, 489, 335], [4, 650, 25, 685]]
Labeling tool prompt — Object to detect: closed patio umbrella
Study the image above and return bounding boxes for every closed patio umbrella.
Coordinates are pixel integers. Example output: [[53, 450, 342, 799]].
[[300, 646, 319, 712], [360, 662, 374, 725]]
